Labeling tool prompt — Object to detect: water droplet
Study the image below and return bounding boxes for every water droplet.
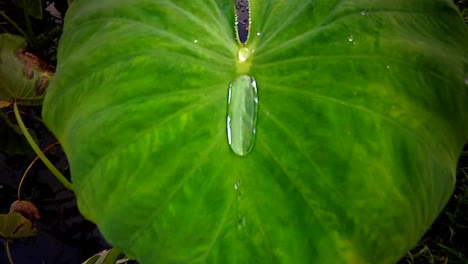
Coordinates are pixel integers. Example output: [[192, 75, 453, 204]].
[[237, 47, 251, 62], [361, 10, 368, 16], [237, 217, 246, 229], [386, 65, 391, 69], [353, 90, 359, 95], [227, 75, 258, 156], [193, 39, 198, 44], [348, 35, 354, 42], [256, 32, 261, 36], [464, 77, 468, 85], [234, 179, 241, 190]]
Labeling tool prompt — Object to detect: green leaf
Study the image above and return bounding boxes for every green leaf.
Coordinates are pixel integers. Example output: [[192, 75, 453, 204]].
[[0, 33, 53, 105], [0, 212, 37, 239], [22, 0, 43, 19], [42, 0, 468, 263]]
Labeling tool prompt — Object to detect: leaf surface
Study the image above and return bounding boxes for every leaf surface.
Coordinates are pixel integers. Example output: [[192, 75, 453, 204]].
[[0, 33, 53, 105], [43, 0, 468, 263], [0, 212, 37, 239]]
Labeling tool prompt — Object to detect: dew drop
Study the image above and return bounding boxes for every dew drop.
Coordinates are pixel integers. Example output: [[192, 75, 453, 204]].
[[234, 179, 241, 190], [386, 65, 391, 69], [237, 217, 246, 229], [256, 32, 261, 36], [237, 47, 251, 62], [360, 10, 368, 16], [193, 39, 198, 44], [348, 35, 354, 43], [227, 75, 258, 156]]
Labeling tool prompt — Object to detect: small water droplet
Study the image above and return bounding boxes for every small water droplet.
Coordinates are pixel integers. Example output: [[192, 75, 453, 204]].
[[361, 10, 368, 16], [234, 179, 241, 190], [193, 39, 198, 44], [237, 47, 251, 62], [237, 217, 246, 229], [227, 75, 258, 156], [386, 65, 391, 69], [256, 32, 261, 36], [348, 35, 354, 42]]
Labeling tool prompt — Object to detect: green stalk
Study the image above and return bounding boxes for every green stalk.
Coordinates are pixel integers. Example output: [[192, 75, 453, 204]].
[[21, 0, 36, 46], [13, 101, 73, 191], [0, 11, 30, 41], [5, 240, 14, 264]]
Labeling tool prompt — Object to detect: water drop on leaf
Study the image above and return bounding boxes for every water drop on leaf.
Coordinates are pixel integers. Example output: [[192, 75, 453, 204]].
[[237, 47, 251, 62], [227, 75, 258, 156]]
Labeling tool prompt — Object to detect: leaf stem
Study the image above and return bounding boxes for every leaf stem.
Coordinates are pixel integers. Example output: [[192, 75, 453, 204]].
[[17, 142, 60, 199], [21, 0, 35, 46], [13, 101, 73, 191], [5, 240, 14, 264]]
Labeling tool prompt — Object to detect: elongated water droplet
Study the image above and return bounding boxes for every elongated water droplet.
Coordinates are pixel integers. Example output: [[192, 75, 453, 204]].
[[360, 10, 368, 16], [227, 75, 258, 156], [235, 0, 250, 43], [348, 35, 354, 42]]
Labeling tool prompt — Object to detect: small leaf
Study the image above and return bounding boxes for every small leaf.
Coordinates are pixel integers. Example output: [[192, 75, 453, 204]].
[[9, 200, 41, 220], [0, 33, 54, 105], [0, 212, 37, 239]]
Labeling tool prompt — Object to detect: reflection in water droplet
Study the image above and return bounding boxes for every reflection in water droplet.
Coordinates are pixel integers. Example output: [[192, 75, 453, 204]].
[[237, 47, 251, 62], [348, 35, 354, 43], [227, 75, 258, 156], [256, 32, 261, 36], [193, 39, 198, 43], [361, 10, 368, 16]]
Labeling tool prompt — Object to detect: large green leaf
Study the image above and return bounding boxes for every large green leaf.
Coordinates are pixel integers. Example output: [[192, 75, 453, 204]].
[[42, 0, 468, 263]]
